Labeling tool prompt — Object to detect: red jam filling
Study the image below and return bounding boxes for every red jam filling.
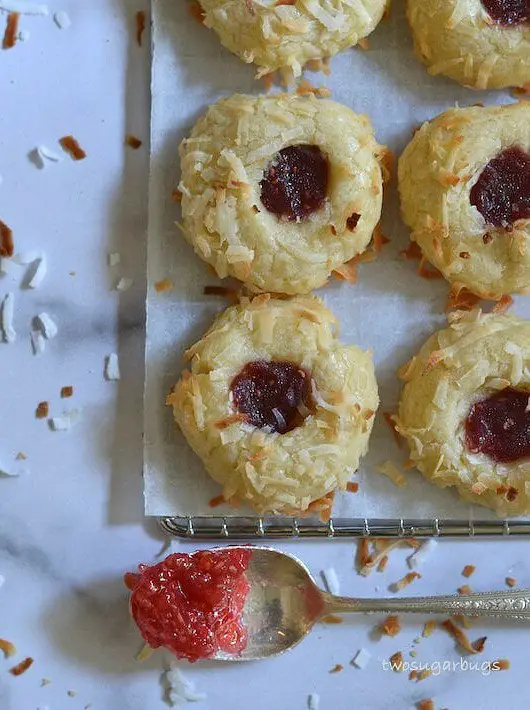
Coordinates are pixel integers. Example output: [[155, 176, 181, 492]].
[[231, 360, 313, 434], [125, 548, 252, 662], [470, 146, 530, 228], [481, 0, 529, 25], [260, 144, 329, 221], [465, 388, 530, 463]]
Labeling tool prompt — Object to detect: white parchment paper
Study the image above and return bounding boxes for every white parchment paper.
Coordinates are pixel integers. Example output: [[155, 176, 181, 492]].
[[145, 0, 525, 518]]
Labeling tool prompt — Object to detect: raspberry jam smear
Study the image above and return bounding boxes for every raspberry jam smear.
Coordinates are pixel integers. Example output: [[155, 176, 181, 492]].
[[470, 146, 530, 228], [260, 144, 329, 221], [125, 548, 252, 662], [481, 0, 529, 25], [465, 388, 530, 463], [231, 360, 313, 434]]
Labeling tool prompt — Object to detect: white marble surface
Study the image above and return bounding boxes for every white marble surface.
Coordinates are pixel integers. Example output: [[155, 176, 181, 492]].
[[1, 1, 530, 709]]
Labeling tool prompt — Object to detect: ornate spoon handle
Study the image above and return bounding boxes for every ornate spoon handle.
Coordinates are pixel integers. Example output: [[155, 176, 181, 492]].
[[324, 589, 530, 620]]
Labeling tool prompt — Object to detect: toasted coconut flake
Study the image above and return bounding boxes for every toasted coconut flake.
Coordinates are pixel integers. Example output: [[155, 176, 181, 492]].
[[125, 134, 142, 149], [3, 12, 19, 48], [417, 700, 434, 710], [441, 619, 485, 654], [422, 620, 436, 638], [358, 539, 403, 577], [321, 614, 343, 624], [0, 220, 14, 257], [377, 461, 407, 487], [389, 651, 403, 671], [381, 615, 401, 637], [373, 224, 390, 252], [462, 565, 475, 578], [358, 37, 370, 50], [447, 284, 481, 311], [59, 135, 86, 161], [490, 658, 510, 671], [506, 577, 517, 588], [418, 257, 443, 280], [155, 278, 173, 292], [458, 584, 472, 595], [36, 401, 49, 419], [383, 412, 402, 447], [0, 638, 16, 657], [214, 412, 248, 429], [332, 258, 358, 284], [492, 294, 513, 314], [208, 494, 225, 507], [61, 385, 73, 398], [390, 572, 421, 592], [105, 353, 120, 381], [416, 669, 432, 681], [346, 481, 359, 493], [377, 555, 388, 572], [136, 10, 145, 46], [400, 241, 423, 261], [437, 168, 460, 187], [356, 538, 371, 571], [171, 188, 182, 203], [9, 657, 33, 676], [351, 648, 371, 669], [329, 663, 343, 673]]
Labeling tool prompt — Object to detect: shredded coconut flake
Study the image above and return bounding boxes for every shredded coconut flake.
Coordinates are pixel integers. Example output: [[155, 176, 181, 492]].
[[105, 353, 120, 381], [28, 254, 46, 288], [307, 693, 320, 710], [53, 9, 70, 28], [50, 410, 79, 431], [108, 251, 121, 266], [116, 277, 133, 291], [377, 460, 407, 487], [166, 664, 207, 705], [0, 257, 21, 276], [1, 292, 15, 343], [351, 648, 371, 669], [31, 330, 45, 355], [36, 311, 57, 339], [321, 567, 340, 595], [406, 539, 438, 569], [0, 1, 48, 14], [37, 145, 62, 164]]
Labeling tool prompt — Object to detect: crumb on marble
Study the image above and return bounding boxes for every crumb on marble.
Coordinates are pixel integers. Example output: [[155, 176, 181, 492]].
[[125, 134, 142, 149], [390, 572, 421, 592], [441, 619, 486, 654], [136, 10, 146, 46], [9, 657, 33, 676], [0, 638, 16, 658], [462, 565, 476, 578], [329, 663, 343, 673], [389, 651, 403, 671], [59, 135, 87, 161], [3, 12, 19, 49], [36, 401, 49, 419], [0, 220, 14, 257], [155, 278, 173, 292], [490, 658, 510, 671], [457, 584, 472, 595], [417, 700, 434, 710], [422, 620, 436, 638], [61, 385, 73, 398], [380, 615, 401, 637], [506, 577, 517, 588]]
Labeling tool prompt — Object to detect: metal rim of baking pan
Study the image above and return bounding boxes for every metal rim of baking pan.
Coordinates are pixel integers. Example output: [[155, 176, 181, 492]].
[[157, 516, 530, 539]]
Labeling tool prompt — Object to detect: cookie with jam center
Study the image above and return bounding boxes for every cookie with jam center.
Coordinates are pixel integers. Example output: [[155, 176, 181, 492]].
[[178, 93, 387, 295], [398, 102, 530, 299], [407, 0, 530, 90], [395, 310, 530, 517], [167, 294, 379, 515]]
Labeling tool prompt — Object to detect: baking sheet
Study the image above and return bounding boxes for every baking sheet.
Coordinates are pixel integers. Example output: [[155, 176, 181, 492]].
[[144, 0, 524, 519]]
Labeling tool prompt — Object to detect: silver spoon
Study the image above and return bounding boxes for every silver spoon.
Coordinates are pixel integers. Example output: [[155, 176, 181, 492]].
[[217, 546, 530, 661]]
